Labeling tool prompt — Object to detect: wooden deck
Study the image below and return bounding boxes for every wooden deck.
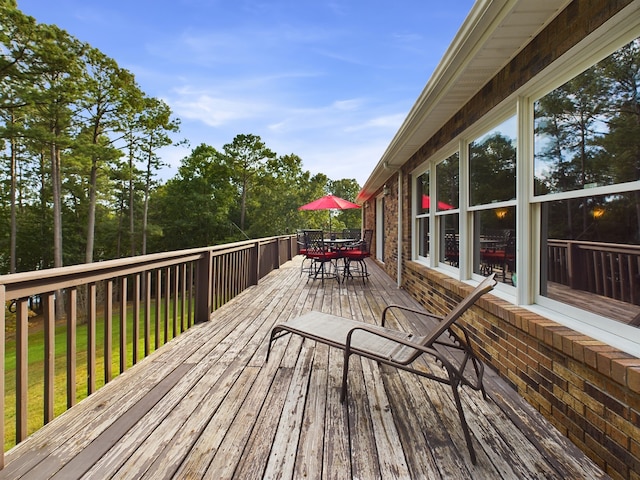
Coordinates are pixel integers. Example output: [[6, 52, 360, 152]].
[[1, 257, 609, 479]]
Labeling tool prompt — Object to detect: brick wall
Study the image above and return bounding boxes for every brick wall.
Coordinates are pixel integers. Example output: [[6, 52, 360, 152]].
[[403, 262, 640, 479]]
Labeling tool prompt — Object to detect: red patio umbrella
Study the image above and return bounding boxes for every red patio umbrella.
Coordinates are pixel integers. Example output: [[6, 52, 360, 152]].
[[299, 194, 361, 232], [422, 195, 455, 210]]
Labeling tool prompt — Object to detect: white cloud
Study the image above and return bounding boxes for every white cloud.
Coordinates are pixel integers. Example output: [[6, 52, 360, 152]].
[[171, 93, 267, 127]]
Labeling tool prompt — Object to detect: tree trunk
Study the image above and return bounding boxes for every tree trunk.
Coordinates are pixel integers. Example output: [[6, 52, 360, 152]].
[[129, 138, 135, 256], [51, 141, 63, 269], [240, 177, 247, 231], [142, 148, 151, 255], [85, 156, 98, 263], [10, 133, 17, 274]]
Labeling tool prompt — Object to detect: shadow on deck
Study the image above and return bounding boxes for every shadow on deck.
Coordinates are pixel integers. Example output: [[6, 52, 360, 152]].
[[0, 257, 608, 479]]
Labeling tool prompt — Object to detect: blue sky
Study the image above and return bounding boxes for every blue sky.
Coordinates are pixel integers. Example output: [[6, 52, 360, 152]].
[[17, 0, 474, 187]]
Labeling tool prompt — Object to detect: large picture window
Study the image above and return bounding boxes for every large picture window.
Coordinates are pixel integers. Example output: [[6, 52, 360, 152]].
[[535, 37, 640, 322]]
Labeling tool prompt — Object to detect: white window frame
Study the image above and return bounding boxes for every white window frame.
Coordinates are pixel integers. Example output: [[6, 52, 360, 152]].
[[522, 12, 640, 355]]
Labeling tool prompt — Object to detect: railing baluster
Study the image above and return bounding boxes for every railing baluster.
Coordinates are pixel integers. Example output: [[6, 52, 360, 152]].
[[44, 292, 55, 424], [133, 273, 141, 365], [629, 256, 637, 304], [155, 269, 161, 349], [164, 267, 170, 342], [104, 280, 113, 384], [188, 262, 194, 327], [181, 264, 187, 332], [120, 276, 128, 374], [145, 271, 151, 356], [88, 282, 97, 395], [16, 298, 28, 442], [173, 265, 179, 337], [67, 287, 77, 409], [213, 255, 220, 310]]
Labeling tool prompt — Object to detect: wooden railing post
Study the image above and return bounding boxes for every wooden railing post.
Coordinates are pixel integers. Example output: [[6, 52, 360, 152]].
[[195, 251, 213, 323], [253, 241, 260, 285]]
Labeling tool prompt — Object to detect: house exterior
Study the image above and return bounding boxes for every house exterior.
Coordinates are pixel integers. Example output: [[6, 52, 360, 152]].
[[357, 1, 640, 478]]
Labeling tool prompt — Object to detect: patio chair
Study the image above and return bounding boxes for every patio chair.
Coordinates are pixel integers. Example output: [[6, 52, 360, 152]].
[[303, 229, 340, 284], [342, 228, 362, 242], [342, 229, 373, 284], [297, 229, 318, 277], [266, 273, 497, 464]]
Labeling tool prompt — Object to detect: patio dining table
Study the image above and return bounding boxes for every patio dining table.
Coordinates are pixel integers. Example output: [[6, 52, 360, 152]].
[[323, 238, 356, 250], [322, 238, 364, 282]]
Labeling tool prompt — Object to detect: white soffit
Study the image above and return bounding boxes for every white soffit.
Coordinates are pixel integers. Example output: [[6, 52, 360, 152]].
[[358, 0, 571, 201]]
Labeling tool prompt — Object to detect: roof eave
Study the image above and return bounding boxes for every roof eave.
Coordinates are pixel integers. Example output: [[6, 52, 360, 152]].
[[356, 0, 571, 203]]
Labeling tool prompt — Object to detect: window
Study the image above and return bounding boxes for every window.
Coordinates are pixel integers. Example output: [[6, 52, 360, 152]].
[[436, 153, 459, 267], [469, 116, 517, 284], [416, 172, 429, 258], [534, 37, 640, 320]]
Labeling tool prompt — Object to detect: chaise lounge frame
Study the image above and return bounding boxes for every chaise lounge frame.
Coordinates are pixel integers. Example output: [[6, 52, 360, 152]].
[[266, 273, 497, 464]]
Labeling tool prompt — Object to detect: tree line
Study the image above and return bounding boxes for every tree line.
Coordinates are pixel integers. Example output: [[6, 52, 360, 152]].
[[0, 1, 361, 274]]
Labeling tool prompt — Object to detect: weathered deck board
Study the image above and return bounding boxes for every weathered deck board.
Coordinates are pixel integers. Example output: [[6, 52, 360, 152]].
[[1, 257, 609, 479]]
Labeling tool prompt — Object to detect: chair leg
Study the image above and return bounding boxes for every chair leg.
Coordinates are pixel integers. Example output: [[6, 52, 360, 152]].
[[265, 330, 276, 362], [359, 259, 369, 284], [300, 256, 311, 277], [340, 351, 351, 403], [450, 381, 477, 465]]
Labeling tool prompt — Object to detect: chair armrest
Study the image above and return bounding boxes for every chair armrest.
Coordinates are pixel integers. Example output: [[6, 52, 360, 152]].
[[344, 323, 456, 373], [344, 323, 483, 389], [381, 304, 443, 327]]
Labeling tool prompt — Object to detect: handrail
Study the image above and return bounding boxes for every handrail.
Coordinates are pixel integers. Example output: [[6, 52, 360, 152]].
[[0, 234, 297, 464]]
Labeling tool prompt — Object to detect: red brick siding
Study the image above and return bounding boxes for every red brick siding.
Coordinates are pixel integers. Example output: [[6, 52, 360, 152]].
[[403, 263, 640, 479]]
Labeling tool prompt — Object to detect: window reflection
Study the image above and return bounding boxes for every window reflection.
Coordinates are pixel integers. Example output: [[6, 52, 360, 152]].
[[540, 192, 640, 321], [436, 153, 459, 268], [439, 214, 459, 267], [534, 37, 640, 195], [417, 172, 429, 214], [418, 217, 429, 258], [436, 153, 459, 210], [473, 208, 516, 285], [469, 117, 517, 206], [417, 171, 430, 257]]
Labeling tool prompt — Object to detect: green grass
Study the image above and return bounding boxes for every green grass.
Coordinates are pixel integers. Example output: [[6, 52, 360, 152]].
[[3, 299, 194, 451]]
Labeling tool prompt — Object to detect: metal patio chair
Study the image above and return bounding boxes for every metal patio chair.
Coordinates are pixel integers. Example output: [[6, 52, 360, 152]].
[[303, 229, 340, 284], [266, 273, 497, 464]]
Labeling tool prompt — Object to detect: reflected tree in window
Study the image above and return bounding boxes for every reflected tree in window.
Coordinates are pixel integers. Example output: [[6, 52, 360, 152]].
[[534, 68, 609, 195], [535, 37, 640, 243], [469, 131, 516, 206], [436, 153, 459, 210]]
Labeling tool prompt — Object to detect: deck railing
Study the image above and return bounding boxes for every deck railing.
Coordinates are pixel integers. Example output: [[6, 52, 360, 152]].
[[546, 239, 640, 305], [0, 234, 297, 465]]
